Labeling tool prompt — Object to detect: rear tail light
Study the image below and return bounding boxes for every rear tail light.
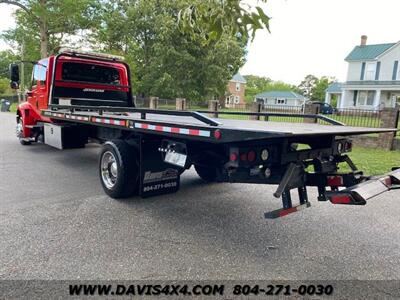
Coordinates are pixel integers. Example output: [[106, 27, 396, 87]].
[[214, 130, 221, 140], [230, 152, 238, 161], [247, 150, 256, 162], [327, 175, 343, 186]]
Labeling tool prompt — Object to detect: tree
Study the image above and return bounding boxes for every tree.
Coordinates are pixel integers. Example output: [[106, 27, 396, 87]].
[[311, 77, 334, 102], [0, 50, 18, 94], [178, 0, 270, 44], [298, 75, 335, 101], [0, 0, 100, 58], [298, 74, 318, 99], [92, 0, 246, 101]]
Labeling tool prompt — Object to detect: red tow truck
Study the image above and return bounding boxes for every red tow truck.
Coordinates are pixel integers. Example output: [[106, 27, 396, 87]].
[[9, 50, 400, 218]]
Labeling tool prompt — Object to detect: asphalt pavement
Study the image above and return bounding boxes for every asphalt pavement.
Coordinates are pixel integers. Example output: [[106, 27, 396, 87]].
[[1, 111, 400, 282]]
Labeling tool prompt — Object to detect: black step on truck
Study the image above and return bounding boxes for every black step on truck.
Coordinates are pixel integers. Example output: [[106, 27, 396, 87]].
[[11, 50, 400, 218]]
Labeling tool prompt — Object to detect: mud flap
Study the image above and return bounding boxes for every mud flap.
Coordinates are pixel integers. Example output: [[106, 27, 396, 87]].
[[326, 168, 400, 205], [139, 136, 181, 198]]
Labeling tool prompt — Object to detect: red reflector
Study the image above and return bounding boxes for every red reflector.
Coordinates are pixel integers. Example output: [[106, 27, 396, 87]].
[[189, 129, 200, 135], [240, 153, 247, 161], [214, 130, 221, 140], [279, 207, 297, 217], [327, 176, 343, 186], [230, 153, 238, 161], [381, 176, 392, 187], [247, 150, 256, 162], [330, 195, 352, 204]]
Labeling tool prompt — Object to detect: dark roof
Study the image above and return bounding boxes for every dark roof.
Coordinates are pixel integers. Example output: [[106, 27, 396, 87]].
[[345, 43, 396, 61], [326, 82, 343, 93], [231, 73, 246, 83]]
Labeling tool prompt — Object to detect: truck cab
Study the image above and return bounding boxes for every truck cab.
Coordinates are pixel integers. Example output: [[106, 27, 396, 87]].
[[11, 50, 132, 144]]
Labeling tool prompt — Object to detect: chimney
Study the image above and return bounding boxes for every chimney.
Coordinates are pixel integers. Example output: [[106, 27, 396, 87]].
[[360, 35, 368, 46]]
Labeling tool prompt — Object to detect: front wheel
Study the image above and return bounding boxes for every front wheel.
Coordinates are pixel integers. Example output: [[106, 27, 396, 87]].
[[16, 117, 31, 145], [99, 140, 139, 198]]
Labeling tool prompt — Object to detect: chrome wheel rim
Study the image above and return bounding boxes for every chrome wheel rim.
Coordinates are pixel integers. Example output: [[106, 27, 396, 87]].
[[101, 151, 118, 189], [16, 119, 23, 139]]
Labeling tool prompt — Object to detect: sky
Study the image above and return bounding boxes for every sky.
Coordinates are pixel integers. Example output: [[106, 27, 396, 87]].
[[1, 0, 400, 85]]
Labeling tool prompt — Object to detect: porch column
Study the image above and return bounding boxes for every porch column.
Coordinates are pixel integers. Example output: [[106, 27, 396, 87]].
[[337, 94, 342, 109], [340, 90, 348, 109], [373, 89, 381, 110], [325, 92, 331, 104]]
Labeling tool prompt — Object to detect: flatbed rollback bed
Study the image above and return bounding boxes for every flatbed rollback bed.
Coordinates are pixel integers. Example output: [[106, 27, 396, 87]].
[[10, 50, 400, 219]]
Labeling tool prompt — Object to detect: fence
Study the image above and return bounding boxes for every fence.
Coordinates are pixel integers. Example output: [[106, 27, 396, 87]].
[[132, 97, 399, 150], [261, 104, 304, 123], [132, 97, 386, 128], [329, 108, 383, 128]]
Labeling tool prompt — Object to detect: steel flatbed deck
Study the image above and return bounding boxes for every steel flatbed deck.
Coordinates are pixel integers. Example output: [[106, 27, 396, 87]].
[[42, 105, 395, 143]]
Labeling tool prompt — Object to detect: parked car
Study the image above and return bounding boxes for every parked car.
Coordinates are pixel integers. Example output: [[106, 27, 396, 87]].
[[307, 101, 336, 114]]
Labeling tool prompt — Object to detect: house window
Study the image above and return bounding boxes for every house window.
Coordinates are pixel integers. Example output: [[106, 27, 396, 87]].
[[365, 62, 376, 80], [275, 98, 286, 104], [235, 82, 240, 91], [357, 91, 375, 106], [234, 96, 240, 104]]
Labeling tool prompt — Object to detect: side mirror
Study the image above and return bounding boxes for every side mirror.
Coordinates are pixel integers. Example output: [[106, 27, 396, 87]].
[[9, 63, 20, 89]]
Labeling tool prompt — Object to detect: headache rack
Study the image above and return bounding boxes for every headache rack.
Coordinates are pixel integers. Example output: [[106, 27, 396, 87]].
[[48, 104, 343, 126], [49, 104, 222, 127]]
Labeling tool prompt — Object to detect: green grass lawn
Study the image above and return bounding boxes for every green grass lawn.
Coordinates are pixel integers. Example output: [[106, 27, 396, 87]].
[[9, 102, 18, 113], [339, 147, 400, 175]]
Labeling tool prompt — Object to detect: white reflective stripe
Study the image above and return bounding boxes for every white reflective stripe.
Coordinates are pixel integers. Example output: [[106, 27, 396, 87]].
[[132, 122, 210, 138], [104, 119, 110, 124], [199, 130, 211, 137], [180, 128, 190, 135]]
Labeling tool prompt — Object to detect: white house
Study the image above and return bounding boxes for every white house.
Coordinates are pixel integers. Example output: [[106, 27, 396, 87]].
[[254, 91, 307, 107], [326, 35, 400, 110]]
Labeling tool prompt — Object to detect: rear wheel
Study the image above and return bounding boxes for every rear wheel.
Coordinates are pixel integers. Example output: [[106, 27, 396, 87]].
[[99, 140, 139, 198], [16, 117, 31, 145], [194, 164, 218, 182]]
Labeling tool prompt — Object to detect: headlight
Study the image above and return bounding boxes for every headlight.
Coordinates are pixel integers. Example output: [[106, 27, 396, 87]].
[[261, 149, 269, 161]]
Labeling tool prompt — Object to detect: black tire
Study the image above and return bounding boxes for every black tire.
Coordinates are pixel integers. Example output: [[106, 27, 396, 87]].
[[99, 140, 139, 198], [19, 139, 31, 146], [194, 164, 218, 182], [16, 117, 31, 145]]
